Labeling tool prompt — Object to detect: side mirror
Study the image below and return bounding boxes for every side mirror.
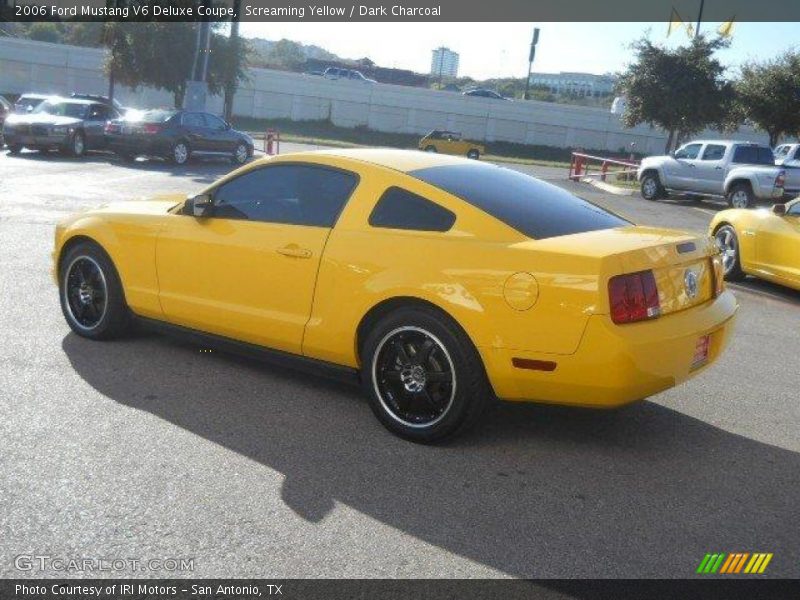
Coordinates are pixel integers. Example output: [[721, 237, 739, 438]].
[[26, 105, 33, 113], [185, 193, 213, 218], [225, 121, 232, 130], [772, 203, 787, 216]]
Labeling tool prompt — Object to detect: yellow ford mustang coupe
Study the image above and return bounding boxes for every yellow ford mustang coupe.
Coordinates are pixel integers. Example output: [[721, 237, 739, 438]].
[[55, 149, 737, 441], [710, 198, 800, 290]]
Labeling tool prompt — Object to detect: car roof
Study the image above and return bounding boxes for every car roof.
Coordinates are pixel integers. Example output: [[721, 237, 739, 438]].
[[686, 140, 769, 146], [269, 148, 477, 173], [18, 93, 51, 100]]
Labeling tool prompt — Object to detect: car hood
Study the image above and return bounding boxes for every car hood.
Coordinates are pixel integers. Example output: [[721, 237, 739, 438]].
[[96, 193, 186, 216], [5, 113, 83, 127]]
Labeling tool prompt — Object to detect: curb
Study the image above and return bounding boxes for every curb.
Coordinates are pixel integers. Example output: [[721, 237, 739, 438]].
[[585, 178, 637, 196]]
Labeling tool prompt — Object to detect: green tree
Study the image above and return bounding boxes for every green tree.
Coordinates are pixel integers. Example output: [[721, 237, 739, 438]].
[[27, 22, 62, 44], [734, 52, 800, 146], [105, 22, 249, 109], [617, 35, 734, 152], [266, 39, 305, 70]]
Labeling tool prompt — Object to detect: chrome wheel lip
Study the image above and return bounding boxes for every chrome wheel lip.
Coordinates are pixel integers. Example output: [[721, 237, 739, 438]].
[[642, 177, 658, 198], [730, 190, 749, 208], [715, 228, 738, 274], [73, 134, 85, 155], [63, 255, 108, 331], [234, 144, 248, 163], [173, 143, 188, 164], [371, 325, 456, 429]]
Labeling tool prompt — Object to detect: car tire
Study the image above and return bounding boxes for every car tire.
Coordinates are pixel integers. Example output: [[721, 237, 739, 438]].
[[231, 142, 249, 165], [69, 131, 86, 157], [170, 140, 190, 165], [727, 183, 754, 209], [7, 144, 23, 154], [640, 171, 665, 200], [424, 145, 437, 153], [467, 149, 480, 160], [714, 225, 746, 282], [59, 241, 131, 340], [360, 305, 492, 443]]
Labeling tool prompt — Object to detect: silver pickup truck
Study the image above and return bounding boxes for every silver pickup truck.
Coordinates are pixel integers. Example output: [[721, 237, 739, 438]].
[[637, 140, 786, 208]]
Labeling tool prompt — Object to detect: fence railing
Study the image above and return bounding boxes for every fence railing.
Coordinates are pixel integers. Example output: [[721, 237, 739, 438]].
[[568, 152, 640, 183]]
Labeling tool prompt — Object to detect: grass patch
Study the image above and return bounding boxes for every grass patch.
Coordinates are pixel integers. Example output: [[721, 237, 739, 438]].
[[231, 117, 640, 169]]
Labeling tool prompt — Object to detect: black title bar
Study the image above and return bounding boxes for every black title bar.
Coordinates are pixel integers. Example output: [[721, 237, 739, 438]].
[[3, 0, 800, 22]]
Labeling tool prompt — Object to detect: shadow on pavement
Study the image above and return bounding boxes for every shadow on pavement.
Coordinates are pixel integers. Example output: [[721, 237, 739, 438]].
[[62, 331, 799, 578], [728, 277, 800, 306]]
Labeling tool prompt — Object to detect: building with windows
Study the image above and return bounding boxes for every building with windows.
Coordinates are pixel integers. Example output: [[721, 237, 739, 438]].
[[430, 47, 459, 79], [529, 71, 617, 97]]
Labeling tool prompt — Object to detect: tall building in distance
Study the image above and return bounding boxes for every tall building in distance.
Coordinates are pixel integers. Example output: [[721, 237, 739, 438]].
[[431, 47, 459, 79], [528, 72, 617, 97]]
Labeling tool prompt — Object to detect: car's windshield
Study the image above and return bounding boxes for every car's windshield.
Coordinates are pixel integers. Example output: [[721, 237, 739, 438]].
[[34, 100, 88, 119], [410, 162, 630, 239], [125, 109, 177, 123]]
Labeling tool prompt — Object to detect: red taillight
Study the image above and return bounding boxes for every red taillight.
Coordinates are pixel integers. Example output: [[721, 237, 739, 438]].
[[143, 123, 162, 135], [711, 255, 725, 297], [608, 270, 661, 325], [104, 123, 117, 134], [776, 170, 786, 189]]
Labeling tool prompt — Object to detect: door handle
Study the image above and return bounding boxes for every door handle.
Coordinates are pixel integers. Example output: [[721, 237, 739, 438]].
[[715, 166, 723, 170], [277, 245, 312, 259]]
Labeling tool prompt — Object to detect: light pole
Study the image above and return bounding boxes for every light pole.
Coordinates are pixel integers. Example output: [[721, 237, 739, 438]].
[[523, 27, 540, 100], [695, 0, 705, 37]]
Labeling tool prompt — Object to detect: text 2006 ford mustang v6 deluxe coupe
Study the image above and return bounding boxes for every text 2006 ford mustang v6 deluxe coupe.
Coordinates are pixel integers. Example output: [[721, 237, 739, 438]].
[[54, 149, 737, 442]]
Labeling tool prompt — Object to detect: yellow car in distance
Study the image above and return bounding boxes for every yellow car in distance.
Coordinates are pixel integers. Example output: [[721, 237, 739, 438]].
[[54, 149, 738, 442], [710, 198, 800, 290], [419, 130, 485, 159]]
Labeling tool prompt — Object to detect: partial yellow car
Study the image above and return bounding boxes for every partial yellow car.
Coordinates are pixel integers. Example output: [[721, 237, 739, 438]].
[[419, 130, 484, 159], [710, 198, 800, 290], [54, 149, 737, 441]]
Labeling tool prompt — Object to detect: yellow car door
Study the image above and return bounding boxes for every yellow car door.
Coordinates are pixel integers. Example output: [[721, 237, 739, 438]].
[[756, 201, 800, 287], [155, 164, 359, 354]]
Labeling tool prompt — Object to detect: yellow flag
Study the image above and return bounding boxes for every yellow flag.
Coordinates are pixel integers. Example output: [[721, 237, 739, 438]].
[[718, 18, 736, 38], [667, 8, 685, 37]]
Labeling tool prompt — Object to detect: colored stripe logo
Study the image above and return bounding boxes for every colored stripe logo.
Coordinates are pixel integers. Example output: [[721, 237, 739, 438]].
[[696, 552, 773, 574]]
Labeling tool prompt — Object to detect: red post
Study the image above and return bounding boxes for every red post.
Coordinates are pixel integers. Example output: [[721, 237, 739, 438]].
[[574, 155, 583, 177], [265, 129, 275, 155], [601, 161, 608, 182]]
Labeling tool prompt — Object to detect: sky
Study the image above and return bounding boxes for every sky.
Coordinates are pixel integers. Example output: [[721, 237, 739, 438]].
[[239, 22, 800, 80]]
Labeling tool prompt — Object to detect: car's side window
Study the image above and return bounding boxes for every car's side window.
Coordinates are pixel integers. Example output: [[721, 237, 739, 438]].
[[211, 164, 358, 228], [369, 187, 456, 232], [701, 144, 726, 160], [675, 144, 702, 160], [183, 112, 206, 128], [205, 114, 227, 131], [787, 203, 800, 217]]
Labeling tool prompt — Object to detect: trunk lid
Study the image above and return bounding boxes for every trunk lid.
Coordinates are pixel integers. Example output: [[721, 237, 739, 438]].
[[522, 225, 719, 316]]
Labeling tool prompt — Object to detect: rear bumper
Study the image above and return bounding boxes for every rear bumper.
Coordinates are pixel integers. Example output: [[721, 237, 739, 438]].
[[4, 132, 70, 149], [107, 135, 170, 157], [482, 290, 738, 407]]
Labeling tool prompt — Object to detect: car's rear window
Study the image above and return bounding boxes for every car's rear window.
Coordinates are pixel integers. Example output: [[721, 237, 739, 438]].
[[130, 109, 177, 123], [409, 163, 630, 240], [732, 145, 775, 165]]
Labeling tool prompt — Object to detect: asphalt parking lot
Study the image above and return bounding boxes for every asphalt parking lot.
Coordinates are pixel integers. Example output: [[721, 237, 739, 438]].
[[1, 146, 798, 579]]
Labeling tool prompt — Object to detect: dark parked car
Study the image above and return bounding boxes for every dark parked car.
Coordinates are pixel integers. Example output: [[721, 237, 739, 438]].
[[70, 93, 130, 116], [14, 93, 50, 113], [3, 97, 120, 156], [104, 109, 254, 165], [463, 89, 509, 100], [0, 95, 11, 145]]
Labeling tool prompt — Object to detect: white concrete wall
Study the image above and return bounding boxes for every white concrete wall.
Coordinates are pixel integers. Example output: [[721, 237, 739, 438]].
[[0, 37, 769, 154]]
